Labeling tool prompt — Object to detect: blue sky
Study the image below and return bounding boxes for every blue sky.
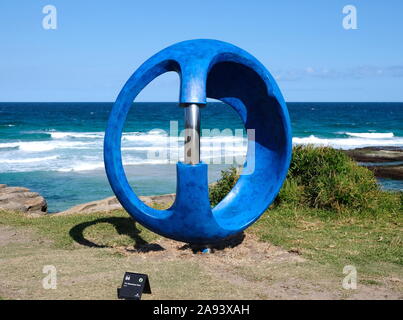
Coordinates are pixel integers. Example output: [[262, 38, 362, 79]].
[[0, 0, 402, 102]]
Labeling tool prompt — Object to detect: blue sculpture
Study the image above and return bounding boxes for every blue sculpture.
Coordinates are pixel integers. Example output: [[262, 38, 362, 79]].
[[104, 39, 292, 244]]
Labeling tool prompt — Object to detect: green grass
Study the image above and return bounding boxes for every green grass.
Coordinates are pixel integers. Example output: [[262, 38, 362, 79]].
[[250, 207, 402, 277], [0, 205, 401, 299], [1, 205, 401, 281]]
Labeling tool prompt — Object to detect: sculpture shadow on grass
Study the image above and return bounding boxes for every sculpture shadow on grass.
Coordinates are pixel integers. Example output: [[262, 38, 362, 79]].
[[69, 217, 164, 252]]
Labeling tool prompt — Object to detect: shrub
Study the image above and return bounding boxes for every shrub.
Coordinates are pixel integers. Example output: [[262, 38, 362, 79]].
[[209, 145, 401, 213], [209, 167, 239, 207], [276, 177, 305, 206], [283, 145, 380, 211]]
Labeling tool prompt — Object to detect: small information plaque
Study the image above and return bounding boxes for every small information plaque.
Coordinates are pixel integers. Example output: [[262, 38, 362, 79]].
[[117, 272, 151, 300]]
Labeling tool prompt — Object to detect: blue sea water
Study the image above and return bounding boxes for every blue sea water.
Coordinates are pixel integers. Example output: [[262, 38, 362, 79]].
[[0, 102, 402, 212]]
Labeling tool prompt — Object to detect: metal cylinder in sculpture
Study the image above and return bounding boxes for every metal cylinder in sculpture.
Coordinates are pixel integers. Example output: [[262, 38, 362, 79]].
[[104, 39, 292, 244]]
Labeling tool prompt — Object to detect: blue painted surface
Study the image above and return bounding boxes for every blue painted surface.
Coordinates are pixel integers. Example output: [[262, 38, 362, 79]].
[[104, 39, 292, 244]]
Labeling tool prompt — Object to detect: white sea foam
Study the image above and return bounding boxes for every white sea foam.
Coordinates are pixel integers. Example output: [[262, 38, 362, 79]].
[[124, 159, 170, 165], [55, 158, 174, 172], [46, 130, 246, 145], [122, 132, 168, 143], [57, 162, 105, 172], [122, 146, 167, 151], [19, 142, 57, 152], [293, 135, 403, 149], [0, 142, 20, 149], [2, 126, 401, 174], [50, 131, 104, 139], [49, 130, 166, 142], [344, 132, 394, 139], [0, 141, 56, 152], [0, 140, 95, 152], [0, 155, 58, 163]]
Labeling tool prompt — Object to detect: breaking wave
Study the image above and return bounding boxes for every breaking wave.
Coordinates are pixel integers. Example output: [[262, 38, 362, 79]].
[[293, 133, 403, 149]]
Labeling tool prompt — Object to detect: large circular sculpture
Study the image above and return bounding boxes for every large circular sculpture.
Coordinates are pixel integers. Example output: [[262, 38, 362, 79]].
[[104, 39, 292, 244]]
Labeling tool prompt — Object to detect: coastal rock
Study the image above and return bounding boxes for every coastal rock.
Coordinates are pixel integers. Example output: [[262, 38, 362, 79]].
[[344, 146, 403, 163], [367, 165, 403, 180], [54, 193, 176, 216], [0, 185, 47, 215], [343, 147, 403, 180], [55, 196, 122, 215]]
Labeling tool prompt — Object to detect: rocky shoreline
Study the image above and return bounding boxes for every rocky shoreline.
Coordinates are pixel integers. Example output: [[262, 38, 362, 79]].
[[343, 146, 403, 180], [344, 146, 403, 163], [0, 184, 174, 216], [1, 147, 402, 216], [0, 184, 47, 215], [53, 193, 175, 216]]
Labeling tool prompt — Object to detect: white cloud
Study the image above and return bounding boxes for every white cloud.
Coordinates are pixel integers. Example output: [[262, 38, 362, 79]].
[[273, 65, 403, 81]]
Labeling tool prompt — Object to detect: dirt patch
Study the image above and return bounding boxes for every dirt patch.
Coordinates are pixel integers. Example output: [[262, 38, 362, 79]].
[[115, 233, 305, 264], [0, 225, 40, 246]]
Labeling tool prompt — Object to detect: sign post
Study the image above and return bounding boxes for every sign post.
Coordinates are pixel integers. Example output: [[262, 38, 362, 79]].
[[117, 272, 151, 300]]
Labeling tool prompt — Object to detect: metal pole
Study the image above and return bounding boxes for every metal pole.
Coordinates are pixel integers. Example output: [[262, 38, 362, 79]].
[[183, 103, 201, 164]]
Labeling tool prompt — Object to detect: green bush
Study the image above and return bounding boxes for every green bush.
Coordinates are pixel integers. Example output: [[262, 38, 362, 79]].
[[209, 145, 401, 213], [209, 167, 239, 207], [281, 145, 381, 211], [276, 178, 305, 206]]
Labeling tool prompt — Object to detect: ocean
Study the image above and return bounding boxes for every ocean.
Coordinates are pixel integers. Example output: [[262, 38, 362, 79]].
[[0, 102, 402, 212]]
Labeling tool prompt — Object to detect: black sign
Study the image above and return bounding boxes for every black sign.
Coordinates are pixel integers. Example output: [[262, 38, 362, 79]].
[[117, 272, 151, 300]]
